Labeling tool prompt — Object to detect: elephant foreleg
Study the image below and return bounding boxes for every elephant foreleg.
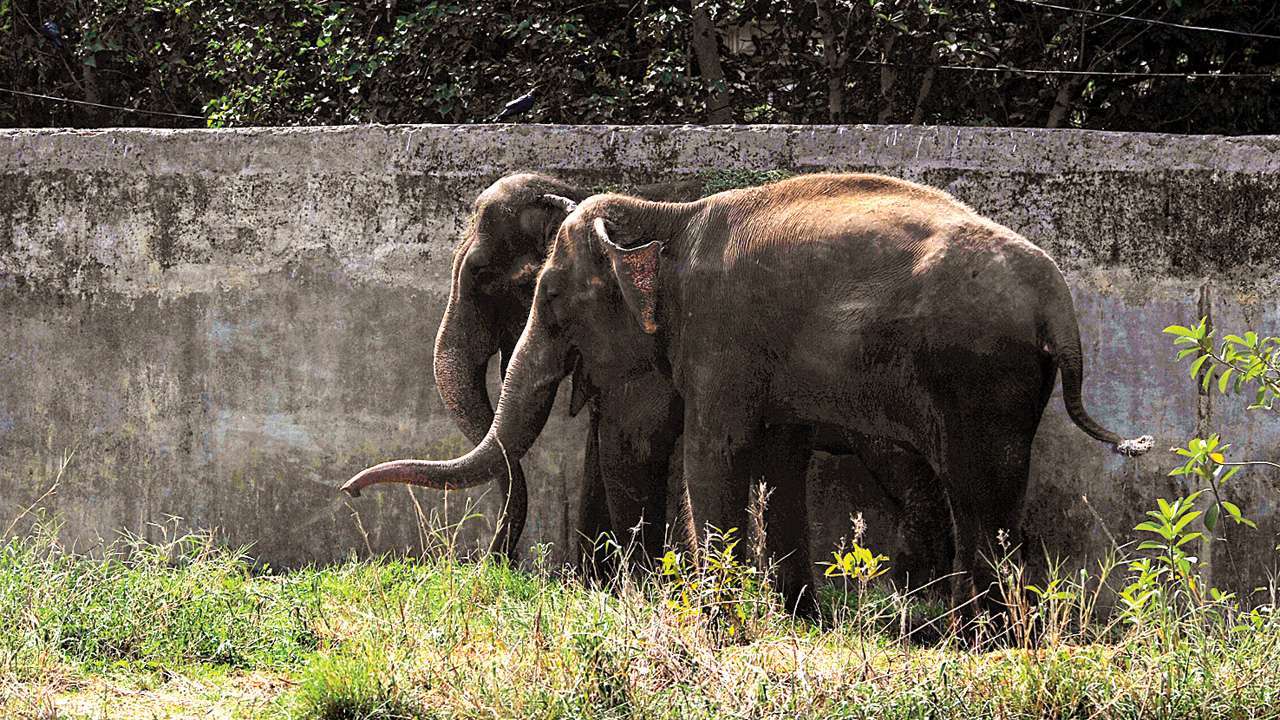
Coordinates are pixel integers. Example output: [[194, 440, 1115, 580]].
[[682, 428, 754, 567], [596, 379, 683, 567], [575, 405, 615, 577], [750, 424, 818, 618], [490, 439, 527, 562]]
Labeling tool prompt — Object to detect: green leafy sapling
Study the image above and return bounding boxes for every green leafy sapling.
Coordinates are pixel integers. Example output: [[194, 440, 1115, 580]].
[[1164, 319, 1280, 520], [1122, 319, 1280, 613]]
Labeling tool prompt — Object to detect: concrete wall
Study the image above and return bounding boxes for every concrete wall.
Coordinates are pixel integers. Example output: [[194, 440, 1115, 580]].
[[2, 125, 1278, 593]]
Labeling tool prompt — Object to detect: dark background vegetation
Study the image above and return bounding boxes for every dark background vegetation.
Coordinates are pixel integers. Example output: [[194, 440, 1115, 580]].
[[3, 0, 1279, 133]]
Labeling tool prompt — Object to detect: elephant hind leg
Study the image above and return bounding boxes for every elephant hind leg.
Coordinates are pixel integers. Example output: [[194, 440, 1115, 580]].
[[942, 431, 1035, 620]]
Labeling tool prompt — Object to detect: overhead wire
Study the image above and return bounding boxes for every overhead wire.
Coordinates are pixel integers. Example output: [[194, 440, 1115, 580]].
[[846, 57, 1274, 79], [1, 87, 205, 120], [1008, 0, 1280, 41]]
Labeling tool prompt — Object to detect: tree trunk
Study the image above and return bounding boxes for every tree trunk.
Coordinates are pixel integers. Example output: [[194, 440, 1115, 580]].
[[690, 1, 732, 124], [877, 35, 898, 124], [815, 0, 844, 123], [911, 67, 936, 125], [1046, 77, 1081, 128]]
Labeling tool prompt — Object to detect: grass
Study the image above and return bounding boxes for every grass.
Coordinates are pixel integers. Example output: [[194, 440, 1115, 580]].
[[3, 512, 1280, 720], [696, 168, 797, 195]]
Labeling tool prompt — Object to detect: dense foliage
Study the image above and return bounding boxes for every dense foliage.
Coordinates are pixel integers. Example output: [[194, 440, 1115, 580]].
[[4, 0, 1279, 132]]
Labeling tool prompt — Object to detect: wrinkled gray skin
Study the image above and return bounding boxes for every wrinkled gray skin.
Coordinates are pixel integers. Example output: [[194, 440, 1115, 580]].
[[431, 173, 698, 563], [346, 173, 1153, 616], [430, 173, 951, 580]]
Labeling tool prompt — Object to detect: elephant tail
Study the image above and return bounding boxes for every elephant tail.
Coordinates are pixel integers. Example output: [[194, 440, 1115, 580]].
[[1042, 271, 1154, 457]]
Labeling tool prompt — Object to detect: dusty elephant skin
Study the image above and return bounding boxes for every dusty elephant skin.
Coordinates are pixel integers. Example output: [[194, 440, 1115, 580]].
[[344, 172, 1153, 616], [427, 172, 954, 581], [429, 172, 693, 562]]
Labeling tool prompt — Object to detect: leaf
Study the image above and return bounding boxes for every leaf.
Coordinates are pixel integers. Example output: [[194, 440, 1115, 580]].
[[1190, 354, 1210, 379], [1164, 325, 1194, 337], [1203, 502, 1219, 532], [1171, 510, 1201, 535], [1222, 501, 1257, 528], [1209, 452, 1226, 464], [1219, 369, 1234, 394], [1176, 531, 1203, 546]]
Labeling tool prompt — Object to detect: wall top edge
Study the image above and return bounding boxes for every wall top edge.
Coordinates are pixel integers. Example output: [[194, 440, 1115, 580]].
[[3, 122, 1280, 139], [3, 123, 1279, 176]]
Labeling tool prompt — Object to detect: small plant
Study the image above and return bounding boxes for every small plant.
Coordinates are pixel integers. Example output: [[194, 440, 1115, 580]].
[[280, 649, 419, 720], [1117, 319, 1280, 614], [821, 543, 891, 584], [1169, 435, 1256, 532], [1163, 319, 1278, 536], [698, 169, 796, 195], [1119, 491, 1217, 629], [1166, 319, 1280, 410], [657, 527, 772, 641], [1134, 492, 1206, 593]]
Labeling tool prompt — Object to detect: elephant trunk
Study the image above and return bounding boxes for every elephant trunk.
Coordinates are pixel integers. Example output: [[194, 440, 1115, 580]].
[[434, 278, 500, 445], [344, 309, 567, 497]]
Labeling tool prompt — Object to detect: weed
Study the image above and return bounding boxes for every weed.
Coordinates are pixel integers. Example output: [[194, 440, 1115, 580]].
[[279, 649, 418, 720]]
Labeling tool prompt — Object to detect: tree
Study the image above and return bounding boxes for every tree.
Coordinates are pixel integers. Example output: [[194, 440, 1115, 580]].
[[3, 1, 1278, 132]]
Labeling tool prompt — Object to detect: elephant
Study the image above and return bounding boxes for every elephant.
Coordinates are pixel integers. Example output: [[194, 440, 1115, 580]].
[[431, 172, 701, 564], [345, 172, 1153, 615], [430, 172, 954, 583]]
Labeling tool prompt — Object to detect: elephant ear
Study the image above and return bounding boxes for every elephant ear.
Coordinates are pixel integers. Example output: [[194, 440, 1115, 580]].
[[594, 217, 662, 335]]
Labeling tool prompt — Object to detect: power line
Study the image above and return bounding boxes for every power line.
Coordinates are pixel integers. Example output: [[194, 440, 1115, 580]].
[[1, 87, 205, 120], [1009, 0, 1280, 41], [848, 57, 1276, 79]]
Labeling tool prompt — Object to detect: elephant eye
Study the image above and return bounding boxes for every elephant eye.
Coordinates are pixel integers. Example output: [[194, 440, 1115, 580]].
[[468, 256, 503, 285], [472, 265, 500, 283]]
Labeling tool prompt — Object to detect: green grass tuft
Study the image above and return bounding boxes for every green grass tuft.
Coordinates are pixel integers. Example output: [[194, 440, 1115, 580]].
[[698, 168, 797, 195], [280, 650, 419, 720]]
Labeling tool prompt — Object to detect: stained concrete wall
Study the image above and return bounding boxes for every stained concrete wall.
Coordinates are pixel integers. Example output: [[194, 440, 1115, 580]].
[[2, 125, 1278, 592]]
